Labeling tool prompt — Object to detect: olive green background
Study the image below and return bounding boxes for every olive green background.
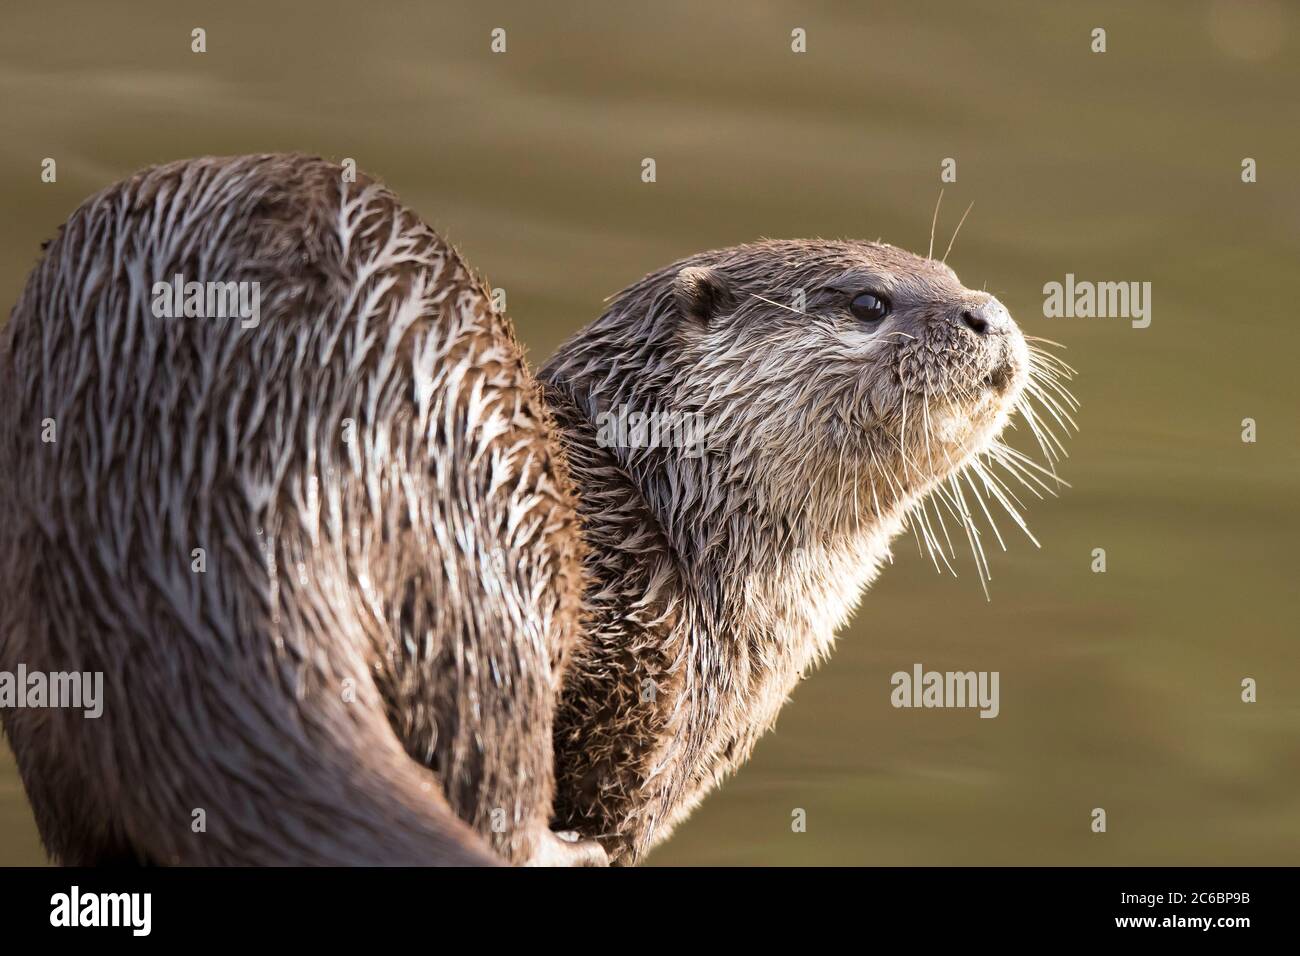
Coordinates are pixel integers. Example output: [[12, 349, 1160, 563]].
[[1, 1, 1296, 865]]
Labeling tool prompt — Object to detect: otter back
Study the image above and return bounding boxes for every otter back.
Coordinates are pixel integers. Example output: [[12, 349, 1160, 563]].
[[0, 154, 583, 865]]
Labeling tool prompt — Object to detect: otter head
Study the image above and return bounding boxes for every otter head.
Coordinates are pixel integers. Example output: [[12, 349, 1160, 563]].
[[545, 238, 1074, 583], [544, 239, 1077, 860]]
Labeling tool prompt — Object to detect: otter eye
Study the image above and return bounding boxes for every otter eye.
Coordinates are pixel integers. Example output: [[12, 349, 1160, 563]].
[[849, 291, 890, 323]]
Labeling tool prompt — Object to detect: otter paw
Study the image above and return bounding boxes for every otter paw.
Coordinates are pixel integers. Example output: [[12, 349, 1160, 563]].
[[523, 829, 609, 867]]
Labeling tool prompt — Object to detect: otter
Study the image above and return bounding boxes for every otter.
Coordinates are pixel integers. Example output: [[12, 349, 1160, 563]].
[[0, 155, 1073, 865]]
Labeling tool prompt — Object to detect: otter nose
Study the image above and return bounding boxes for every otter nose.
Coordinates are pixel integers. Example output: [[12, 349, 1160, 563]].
[[959, 298, 1011, 337]]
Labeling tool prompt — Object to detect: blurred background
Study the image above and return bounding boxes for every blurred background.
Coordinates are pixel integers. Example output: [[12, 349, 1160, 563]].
[[1, 0, 1297, 865]]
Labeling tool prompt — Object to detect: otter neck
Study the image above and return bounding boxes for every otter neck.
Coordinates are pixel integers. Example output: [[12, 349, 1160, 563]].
[[542, 372, 906, 858]]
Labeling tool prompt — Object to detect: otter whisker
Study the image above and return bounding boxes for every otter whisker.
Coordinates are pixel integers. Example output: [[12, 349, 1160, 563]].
[[962, 466, 1009, 552], [1023, 379, 1079, 434], [985, 447, 1052, 499], [941, 201, 975, 264], [927, 479, 965, 561], [1014, 395, 1067, 466], [914, 494, 957, 575], [1027, 343, 1079, 379], [1027, 351, 1080, 403], [1026, 365, 1081, 414], [747, 292, 827, 322], [948, 474, 991, 598], [920, 388, 937, 476], [1031, 374, 1079, 405], [1024, 334, 1074, 353], [1027, 370, 1080, 412], [895, 438, 928, 484], [928, 188, 944, 260], [883, 466, 935, 565], [930, 411, 977, 561], [902, 498, 930, 565], [972, 449, 1036, 515], [969, 459, 1042, 548], [1026, 339, 1074, 363], [908, 426, 1002, 593], [1026, 342, 1076, 369], [1027, 363, 1079, 397], [899, 392, 915, 481], [1027, 350, 1076, 376], [990, 442, 1072, 491]]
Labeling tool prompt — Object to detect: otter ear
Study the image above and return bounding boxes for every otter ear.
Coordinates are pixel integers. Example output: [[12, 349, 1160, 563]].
[[672, 266, 737, 324]]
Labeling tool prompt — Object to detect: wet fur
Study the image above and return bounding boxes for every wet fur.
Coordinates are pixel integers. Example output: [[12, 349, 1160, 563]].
[[0, 155, 583, 864], [0, 156, 1071, 865]]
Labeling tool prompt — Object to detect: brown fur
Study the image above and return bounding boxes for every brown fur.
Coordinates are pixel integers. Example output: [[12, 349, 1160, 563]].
[[0, 155, 585, 865], [1, 158, 1070, 866]]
